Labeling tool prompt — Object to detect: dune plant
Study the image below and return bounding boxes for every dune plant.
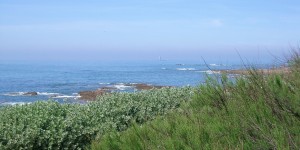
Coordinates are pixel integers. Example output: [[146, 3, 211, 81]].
[[0, 87, 193, 149], [92, 56, 300, 149]]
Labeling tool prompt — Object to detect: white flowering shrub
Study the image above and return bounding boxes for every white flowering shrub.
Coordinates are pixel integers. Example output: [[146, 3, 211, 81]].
[[0, 87, 193, 149]]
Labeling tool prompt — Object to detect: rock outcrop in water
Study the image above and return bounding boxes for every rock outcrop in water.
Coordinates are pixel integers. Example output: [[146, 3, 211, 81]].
[[78, 83, 171, 101], [23, 92, 38, 96], [78, 90, 107, 101], [132, 83, 169, 90]]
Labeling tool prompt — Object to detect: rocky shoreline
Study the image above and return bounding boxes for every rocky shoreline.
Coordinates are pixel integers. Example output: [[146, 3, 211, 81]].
[[78, 83, 172, 101], [12, 67, 288, 101], [9, 83, 171, 101]]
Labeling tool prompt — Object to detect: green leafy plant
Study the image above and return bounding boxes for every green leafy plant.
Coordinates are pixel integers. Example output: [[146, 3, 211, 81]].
[[92, 55, 300, 149], [0, 87, 193, 149]]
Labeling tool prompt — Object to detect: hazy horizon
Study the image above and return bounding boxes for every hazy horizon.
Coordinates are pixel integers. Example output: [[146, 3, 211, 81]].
[[1, 0, 299, 62]]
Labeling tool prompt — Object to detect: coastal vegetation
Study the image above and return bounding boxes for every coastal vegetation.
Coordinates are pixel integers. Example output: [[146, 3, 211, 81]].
[[91, 53, 300, 149], [0, 87, 193, 149], [1, 51, 300, 149]]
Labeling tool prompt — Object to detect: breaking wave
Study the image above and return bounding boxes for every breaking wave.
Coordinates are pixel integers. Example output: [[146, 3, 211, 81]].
[[176, 68, 196, 71], [196, 70, 221, 74]]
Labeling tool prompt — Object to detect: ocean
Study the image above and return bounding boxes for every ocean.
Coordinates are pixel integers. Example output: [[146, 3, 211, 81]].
[[0, 60, 277, 106]]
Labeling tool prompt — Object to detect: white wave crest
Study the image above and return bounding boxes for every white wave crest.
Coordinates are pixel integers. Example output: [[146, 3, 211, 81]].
[[99, 83, 111, 85], [128, 83, 139, 85], [0, 102, 31, 106], [176, 68, 196, 71], [210, 64, 227, 67], [37, 92, 60, 96], [113, 84, 133, 90], [3, 92, 26, 96], [52, 95, 81, 99], [3, 92, 61, 97], [196, 70, 221, 74], [209, 64, 220, 67]]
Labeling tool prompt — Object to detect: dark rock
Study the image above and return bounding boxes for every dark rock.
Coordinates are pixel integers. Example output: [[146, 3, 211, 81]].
[[100, 87, 118, 91], [132, 83, 170, 90], [78, 90, 107, 101], [24, 92, 38, 96], [78, 83, 172, 101]]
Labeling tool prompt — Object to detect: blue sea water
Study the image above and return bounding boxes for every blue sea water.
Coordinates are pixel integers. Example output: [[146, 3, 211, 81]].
[[0, 60, 277, 105]]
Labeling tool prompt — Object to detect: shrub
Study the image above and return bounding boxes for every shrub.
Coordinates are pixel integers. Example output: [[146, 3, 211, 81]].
[[0, 87, 193, 149], [92, 61, 300, 149]]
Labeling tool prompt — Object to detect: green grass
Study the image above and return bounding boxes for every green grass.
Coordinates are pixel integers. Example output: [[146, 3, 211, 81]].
[[91, 57, 300, 149], [0, 87, 193, 149]]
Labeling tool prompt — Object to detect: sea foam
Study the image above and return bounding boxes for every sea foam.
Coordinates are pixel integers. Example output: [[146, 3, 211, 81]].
[[196, 70, 221, 74], [3, 92, 26, 96], [113, 84, 133, 90], [37, 92, 60, 96], [176, 68, 196, 71], [0, 102, 31, 106], [52, 95, 81, 99]]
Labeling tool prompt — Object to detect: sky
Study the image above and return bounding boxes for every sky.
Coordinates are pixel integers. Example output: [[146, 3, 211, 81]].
[[0, 0, 299, 62]]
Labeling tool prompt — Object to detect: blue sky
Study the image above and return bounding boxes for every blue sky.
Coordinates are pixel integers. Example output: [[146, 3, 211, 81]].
[[0, 0, 299, 62]]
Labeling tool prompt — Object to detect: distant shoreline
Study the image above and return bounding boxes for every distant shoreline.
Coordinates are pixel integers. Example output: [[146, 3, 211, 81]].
[[216, 66, 290, 75]]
